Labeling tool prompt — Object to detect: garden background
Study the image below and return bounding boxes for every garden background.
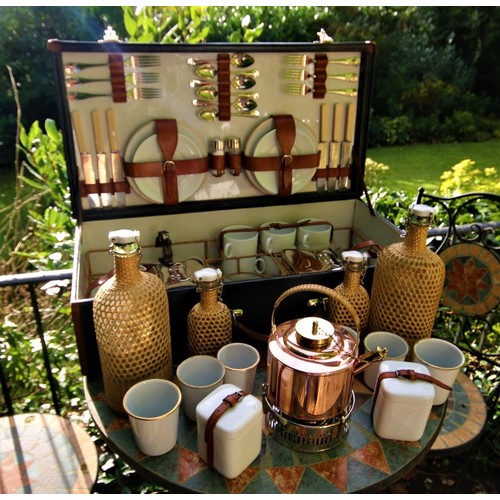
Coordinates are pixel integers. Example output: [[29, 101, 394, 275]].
[[0, 6, 498, 493]]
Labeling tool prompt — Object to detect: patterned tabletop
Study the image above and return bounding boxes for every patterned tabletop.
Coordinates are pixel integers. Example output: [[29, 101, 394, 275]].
[[85, 368, 448, 494], [430, 371, 487, 456], [0, 413, 98, 494]]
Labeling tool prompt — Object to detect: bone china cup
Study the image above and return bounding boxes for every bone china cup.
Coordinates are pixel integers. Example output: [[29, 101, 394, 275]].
[[363, 331, 409, 389], [412, 338, 465, 405], [260, 221, 296, 254], [217, 342, 260, 394], [176, 355, 225, 420], [123, 379, 181, 456], [296, 218, 332, 251], [221, 224, 265, 277]]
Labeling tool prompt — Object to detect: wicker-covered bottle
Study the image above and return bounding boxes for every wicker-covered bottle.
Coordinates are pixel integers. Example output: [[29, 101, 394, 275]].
[[187, 268, 232, 356], [368, 204, 445, 353], [93, 229, 172, 414], [328, 250, 370, 338]]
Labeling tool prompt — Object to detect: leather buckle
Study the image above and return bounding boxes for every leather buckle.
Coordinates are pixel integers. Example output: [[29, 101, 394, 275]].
[[223, 391, 246, 407], [281, 154, 293, 167], [395, 369, 416, 380], [163, 160, 175, 173]]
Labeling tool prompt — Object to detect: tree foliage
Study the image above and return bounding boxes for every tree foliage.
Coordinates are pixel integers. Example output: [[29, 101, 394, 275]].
[[0, 5, 498, 166]]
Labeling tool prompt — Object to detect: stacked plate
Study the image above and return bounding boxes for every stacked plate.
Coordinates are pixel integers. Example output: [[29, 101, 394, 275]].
[[125, 121, 208, 203], [244, 117, 318, 195]]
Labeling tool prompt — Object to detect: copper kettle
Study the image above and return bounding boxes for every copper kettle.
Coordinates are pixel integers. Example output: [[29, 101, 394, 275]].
[[266, 284, 384, 422]]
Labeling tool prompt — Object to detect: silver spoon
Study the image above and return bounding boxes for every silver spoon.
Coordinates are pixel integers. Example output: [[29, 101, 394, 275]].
[[187, 53, 255, 68], [195, 86, 258, 101], [192, 97, 258, 112], [190, 75, 257, 90], [195, 64, 259, 80], [197, 108, 260, 121]]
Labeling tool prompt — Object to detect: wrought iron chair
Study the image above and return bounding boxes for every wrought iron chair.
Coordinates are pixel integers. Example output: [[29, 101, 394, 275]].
[[416, 187, 500, 456]]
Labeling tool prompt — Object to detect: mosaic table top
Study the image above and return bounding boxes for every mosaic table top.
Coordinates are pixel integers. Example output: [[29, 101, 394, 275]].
[[0, 413, 98, 494], [430, 371, 487, 456], [85, 368, 448, 494]]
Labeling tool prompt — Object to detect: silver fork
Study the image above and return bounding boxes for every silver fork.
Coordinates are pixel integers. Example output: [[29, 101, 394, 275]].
[[284, 69, 358, 83], [285, 84, 357, 97], [284, 54, 361, 66], [64, 55, 161, 74], [67, 87, 163, 101], [65, 72, 160, 87]]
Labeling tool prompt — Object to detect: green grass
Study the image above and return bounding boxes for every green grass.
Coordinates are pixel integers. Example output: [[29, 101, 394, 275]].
[[367, 138, 500, 194]]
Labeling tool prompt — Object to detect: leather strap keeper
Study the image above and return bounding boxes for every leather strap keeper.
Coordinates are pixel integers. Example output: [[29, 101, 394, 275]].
[[123, 119, 209, 205], [209, 153, 226, 177], [313, 167, 350, 179], [108, 54, 127, 103], [243, 114, 320, 196], [226, 152, 242, 176], [371, 369, 453, 416], [313, 53, 328, 99], [217, 54, 231, 121], [204, 390, 248, 469], [79, 180, 131, 197]]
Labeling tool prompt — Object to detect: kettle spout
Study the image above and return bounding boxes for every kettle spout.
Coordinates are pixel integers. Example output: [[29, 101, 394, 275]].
[[353, 346, 388, 376]]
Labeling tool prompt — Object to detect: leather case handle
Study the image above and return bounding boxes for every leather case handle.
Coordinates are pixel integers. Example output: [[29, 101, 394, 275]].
[[271, 283, 361, 336]]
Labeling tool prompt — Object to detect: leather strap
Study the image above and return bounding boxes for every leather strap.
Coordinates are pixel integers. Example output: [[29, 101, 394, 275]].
[[243, 114, 321, 196], [204, 391, 248, 469], [156, 119, 179, 204], [351, 240, 383, 257], [372, 369, 453, 416], [123, 119, 209, 205], [217, 54, 231, 121], [108, 54, 127, 103], [313, 167, 350, 179], [312, 53, 328, 99], [274, 115, 295, 196], [243, 152, 320, 173]]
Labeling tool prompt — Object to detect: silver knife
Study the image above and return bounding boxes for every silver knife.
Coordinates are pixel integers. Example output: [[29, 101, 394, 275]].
[[91, 110, 112, 207], [71, 111, 100, 208], [105, 109, 126, 207], [328, 103, 345, 191], [341, 103, 357, 190], [317, 103, 332, 192]]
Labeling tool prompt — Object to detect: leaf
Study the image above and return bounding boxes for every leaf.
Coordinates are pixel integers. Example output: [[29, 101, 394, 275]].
[[123, 6, 138, 37], [44, 119, 60, 142]]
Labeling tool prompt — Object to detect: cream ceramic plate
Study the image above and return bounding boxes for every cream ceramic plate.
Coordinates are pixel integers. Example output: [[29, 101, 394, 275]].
[[125, 121, 207, 203], [244, 117, 318, 195]]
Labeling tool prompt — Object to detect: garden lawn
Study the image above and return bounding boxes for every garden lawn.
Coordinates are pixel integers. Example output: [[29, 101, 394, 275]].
[[367, 138, 500, 194]]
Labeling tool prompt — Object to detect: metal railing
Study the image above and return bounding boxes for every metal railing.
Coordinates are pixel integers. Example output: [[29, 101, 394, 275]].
[[0, 269, 73, 416]]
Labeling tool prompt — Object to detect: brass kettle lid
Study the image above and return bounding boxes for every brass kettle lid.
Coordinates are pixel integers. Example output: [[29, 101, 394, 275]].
[[295, 317, 334, 349]]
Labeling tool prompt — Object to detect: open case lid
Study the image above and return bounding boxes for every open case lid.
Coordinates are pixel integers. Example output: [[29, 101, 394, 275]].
[[48, 39, 376, 224]]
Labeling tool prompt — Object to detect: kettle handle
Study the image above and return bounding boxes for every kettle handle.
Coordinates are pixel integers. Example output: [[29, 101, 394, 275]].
[[271, 283, 360, 335]]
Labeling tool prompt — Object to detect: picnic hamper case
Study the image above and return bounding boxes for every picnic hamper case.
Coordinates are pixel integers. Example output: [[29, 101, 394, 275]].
[[47, 36, 403, 379]]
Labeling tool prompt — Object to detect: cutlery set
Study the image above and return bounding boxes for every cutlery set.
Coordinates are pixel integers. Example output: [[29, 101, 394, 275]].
[[284, 53, 359, 99], [71, 109, 128, 208], [64, 55, 162, 102], [315, 102, 357, 193], [58, 47, 368, 206], [188, 53, 260, 121]]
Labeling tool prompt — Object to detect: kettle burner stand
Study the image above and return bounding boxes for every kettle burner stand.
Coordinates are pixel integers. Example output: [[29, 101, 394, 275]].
[[263, 391, 355, 453]]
